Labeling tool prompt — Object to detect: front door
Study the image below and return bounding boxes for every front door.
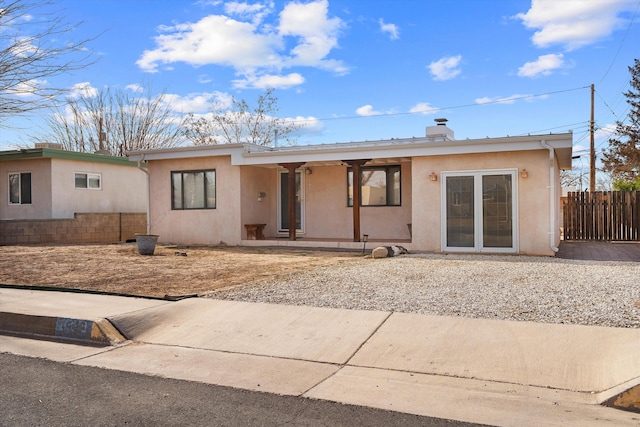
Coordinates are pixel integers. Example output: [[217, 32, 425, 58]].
[[278, 170, 304, 234], [442, 170, 517, 252]]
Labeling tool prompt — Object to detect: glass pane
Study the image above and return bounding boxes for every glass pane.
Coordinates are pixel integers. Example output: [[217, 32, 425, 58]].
[[482, 174, 512, 248], [88, 175, 100, 189], [171, 172, 182, 209], [347, 170, 353, 207], [9, 173, 19, 204], [280, 172, 301, 230], [205, 170, 216, 208], [20, 173, 31, 204], [184, 172, 205, 209], [362, 169, 386, 206], [75, 173, 87, 188], [446, 176, 474, 247], [389, 167, 401, 205]]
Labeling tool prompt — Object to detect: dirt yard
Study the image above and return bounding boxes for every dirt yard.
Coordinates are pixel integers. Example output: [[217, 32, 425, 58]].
[[0, 244, 362, 298]]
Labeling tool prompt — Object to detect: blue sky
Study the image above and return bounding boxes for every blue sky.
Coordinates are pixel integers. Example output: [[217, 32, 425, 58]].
[[2, 0, 639, 170]]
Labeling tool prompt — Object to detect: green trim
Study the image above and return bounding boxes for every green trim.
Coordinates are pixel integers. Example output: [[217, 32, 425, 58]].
[[0, 148, 141, 167]]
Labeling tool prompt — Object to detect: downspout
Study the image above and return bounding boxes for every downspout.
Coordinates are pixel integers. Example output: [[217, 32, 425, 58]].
[[540, 140, 559, 253], [136, 154, 151, 235]]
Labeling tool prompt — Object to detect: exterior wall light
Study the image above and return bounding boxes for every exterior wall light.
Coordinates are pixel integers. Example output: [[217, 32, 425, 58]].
[[520, 169, 528, 179], [257, 191, 266, 201], [429, 172, 438, 181]]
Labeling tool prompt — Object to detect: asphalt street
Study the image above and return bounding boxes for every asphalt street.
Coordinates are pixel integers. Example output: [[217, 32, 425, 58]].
[[0, 352, 485, 427]]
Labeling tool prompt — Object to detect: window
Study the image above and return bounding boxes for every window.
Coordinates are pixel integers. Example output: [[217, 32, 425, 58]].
[[9, 172, 32, 205], [171, 170, 216, 210], [75, 173, 101, 189], [348, 165, 401, 206]]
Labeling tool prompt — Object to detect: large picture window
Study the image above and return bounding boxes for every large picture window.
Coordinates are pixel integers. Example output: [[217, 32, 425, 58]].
[[171, 170, 216, 210], [9, 172, 32, 205], [348, 165, 401, 207]]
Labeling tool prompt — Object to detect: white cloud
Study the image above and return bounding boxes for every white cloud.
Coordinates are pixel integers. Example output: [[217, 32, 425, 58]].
[[160, 91, 231, 113], [288, 115, 324, 135], [69, 82, 98, 98], [136, 15, 280, 73], [516, 0, 637, 50], [475, 94, 535, 105], [409, 102, 439, 114], [356, 105, 383, 116], [428, 55, 462, 81], [137, 0, 347, 88], [517, 53, 564, 77], [279, 0, 347, 72], [126, 83, 144, 93], [224, 1, 274, 25], [379, 18, 399, 40], [232, 72, 305, 89]]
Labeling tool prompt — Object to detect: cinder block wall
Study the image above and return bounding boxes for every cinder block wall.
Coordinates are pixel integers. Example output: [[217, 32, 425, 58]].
[[0, 213, 146, 245]]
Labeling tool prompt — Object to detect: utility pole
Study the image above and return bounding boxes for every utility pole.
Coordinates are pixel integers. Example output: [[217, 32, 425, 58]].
[[589, 83, 596, 192]]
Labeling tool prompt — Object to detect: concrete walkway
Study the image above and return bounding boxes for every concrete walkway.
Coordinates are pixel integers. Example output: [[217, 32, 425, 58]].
[[1, 287, 640, 426]]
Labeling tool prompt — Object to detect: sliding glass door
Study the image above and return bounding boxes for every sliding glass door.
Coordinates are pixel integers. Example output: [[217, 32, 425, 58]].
[[442, 170, 517, 252]]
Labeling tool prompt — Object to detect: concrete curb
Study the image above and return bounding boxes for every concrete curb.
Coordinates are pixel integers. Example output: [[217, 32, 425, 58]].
[[0, 312, 126, 347]]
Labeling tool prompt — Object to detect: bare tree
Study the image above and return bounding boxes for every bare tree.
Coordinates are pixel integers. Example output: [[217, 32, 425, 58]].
[[601, 58, 640, 182], [0, 0, 97, 126], [36, 85, 185, 155], [183, 88, 300, 146]]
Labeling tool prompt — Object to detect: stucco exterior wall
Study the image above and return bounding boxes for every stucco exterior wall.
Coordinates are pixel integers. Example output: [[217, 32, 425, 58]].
[[269, 162, 412, 240], [148, 156, 242, 245], [411, 149, 556, 256], [50, 159, 146, 218], [0, 158, 52, 220], [240, 166, 275, 238]]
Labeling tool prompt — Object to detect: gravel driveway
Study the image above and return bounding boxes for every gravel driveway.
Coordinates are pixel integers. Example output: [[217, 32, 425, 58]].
[[208, 253, 640, 328]]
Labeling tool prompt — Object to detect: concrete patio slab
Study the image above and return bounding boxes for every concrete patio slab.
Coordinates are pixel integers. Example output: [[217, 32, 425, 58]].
[[75, 342, 340, 396], [110, 298, 391, 364], [348, 313, 640, 397], [305, 366, 640, 427]]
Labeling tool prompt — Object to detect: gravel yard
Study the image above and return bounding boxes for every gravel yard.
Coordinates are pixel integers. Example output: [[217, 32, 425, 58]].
[[207, 253, 640, 329]]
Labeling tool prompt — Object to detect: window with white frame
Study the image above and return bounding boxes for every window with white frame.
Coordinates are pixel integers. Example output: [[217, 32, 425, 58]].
[[171, 170, 216, 210], [8, 172, 32, 204], [75, 173, 101, 189]]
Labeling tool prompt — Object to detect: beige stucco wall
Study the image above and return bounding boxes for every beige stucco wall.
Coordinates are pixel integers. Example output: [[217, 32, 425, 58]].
[[147, 150, 560, 255], [244, 162, 412, 240], [148, 156, 242, 245], [411, 149, 557, 256], [50, 159, 146, 218], [0, 158, 52, 220]]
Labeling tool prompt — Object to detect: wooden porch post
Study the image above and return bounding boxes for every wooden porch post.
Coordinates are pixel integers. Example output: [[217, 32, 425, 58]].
[[279, 162, 305, 240], [344, 159, 370, 242]]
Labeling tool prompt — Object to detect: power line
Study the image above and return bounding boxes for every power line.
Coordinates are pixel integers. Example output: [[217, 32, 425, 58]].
[[290, 85, 591, 125], [597, 0, 640, 84]]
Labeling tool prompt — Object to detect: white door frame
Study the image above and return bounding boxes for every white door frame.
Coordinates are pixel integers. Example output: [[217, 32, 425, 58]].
[[441, 169, 518, 253]]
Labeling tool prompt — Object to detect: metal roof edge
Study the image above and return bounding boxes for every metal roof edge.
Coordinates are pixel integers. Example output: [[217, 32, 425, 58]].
[[0, 148, 140, 166]]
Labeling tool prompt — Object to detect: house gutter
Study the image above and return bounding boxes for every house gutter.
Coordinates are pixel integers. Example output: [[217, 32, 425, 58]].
[[136, 154, 151, 235], [540, 140, 559, 253]]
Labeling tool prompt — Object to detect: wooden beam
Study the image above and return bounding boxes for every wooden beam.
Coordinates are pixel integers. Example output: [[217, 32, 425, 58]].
[[344, 159, 370, 242], [278, 162, 305, 240]]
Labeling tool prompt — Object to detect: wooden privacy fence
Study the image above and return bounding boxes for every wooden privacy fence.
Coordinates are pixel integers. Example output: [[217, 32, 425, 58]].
[[563, 191, 640, 241]]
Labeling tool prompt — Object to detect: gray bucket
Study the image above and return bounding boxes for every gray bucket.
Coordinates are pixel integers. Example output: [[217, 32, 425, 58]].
[[136, 234, 159, 255]]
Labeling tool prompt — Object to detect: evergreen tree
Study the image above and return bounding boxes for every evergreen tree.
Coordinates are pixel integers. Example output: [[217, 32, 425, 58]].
[[602, 58, 640, 182]]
